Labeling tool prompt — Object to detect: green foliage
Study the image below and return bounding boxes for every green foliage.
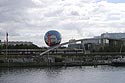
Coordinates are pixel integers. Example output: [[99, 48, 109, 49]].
[[0, 44, 40, 49]]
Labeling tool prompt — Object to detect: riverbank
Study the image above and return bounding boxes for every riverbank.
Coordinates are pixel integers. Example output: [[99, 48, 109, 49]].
[[1, 53, 124, 67], [0, 61, 111, 67]]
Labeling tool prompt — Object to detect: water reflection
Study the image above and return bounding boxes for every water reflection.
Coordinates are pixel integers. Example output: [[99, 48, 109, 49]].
[[0, 66, 125, 83]]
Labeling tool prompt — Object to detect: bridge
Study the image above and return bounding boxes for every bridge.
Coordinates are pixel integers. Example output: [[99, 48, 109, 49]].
[[36, 37, 125, 59], [39, 39, 86, 57]]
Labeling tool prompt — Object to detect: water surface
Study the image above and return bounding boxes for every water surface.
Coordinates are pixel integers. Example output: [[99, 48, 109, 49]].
[[0, 66, 125, 83]]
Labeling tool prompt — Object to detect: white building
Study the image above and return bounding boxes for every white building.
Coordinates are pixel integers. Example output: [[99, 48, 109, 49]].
[[68, 38, 100, 49], [101, 33, 125, 45], [101, 33, 125, 39]]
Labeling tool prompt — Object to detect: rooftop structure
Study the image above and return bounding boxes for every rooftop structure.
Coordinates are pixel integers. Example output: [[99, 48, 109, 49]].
[[69, 39, 76, 45]]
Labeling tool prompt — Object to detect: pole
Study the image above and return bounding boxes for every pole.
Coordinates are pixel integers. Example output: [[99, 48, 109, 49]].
[[6, 32, 8, 62], [120, 44, 123, 53]]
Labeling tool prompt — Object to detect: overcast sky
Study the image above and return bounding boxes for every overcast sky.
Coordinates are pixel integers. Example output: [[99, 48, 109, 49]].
[[0, 0, 125, 47]]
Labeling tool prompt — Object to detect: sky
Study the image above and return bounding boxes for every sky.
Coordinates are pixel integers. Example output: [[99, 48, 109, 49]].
[[0, 0, 125, 47]]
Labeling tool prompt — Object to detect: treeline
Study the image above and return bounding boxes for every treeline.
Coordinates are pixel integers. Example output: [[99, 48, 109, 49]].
[[0, 44, 41, 49]]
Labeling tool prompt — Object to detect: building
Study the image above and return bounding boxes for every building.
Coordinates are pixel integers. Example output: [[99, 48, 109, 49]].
[[68, 33, 125, 52], [101, 33, 125, 45], [68, 38, 101, 52], [68, 39, 82, 49], [68, 43, 82, 49], [69, 39, 76, 45], [101, 33, 125, 39], [81, 38, 100, 45], [0, 41, 33, 46]]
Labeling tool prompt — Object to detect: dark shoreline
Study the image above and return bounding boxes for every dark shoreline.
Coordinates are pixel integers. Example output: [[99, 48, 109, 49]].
[[0, 62, 110, 67]]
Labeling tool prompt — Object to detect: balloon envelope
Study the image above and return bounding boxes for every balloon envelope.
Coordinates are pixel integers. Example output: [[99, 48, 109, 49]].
[[44, 30, 61, 46]]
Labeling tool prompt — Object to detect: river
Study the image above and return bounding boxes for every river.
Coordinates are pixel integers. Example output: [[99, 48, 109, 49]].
[[0, 66, 125, 83]]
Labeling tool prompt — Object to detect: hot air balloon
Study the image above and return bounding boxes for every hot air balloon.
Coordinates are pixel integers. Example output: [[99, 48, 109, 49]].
[[44, 30, 61, 47]]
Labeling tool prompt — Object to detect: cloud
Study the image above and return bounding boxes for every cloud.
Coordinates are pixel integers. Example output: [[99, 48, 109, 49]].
[[0, 0, 125, 46]]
